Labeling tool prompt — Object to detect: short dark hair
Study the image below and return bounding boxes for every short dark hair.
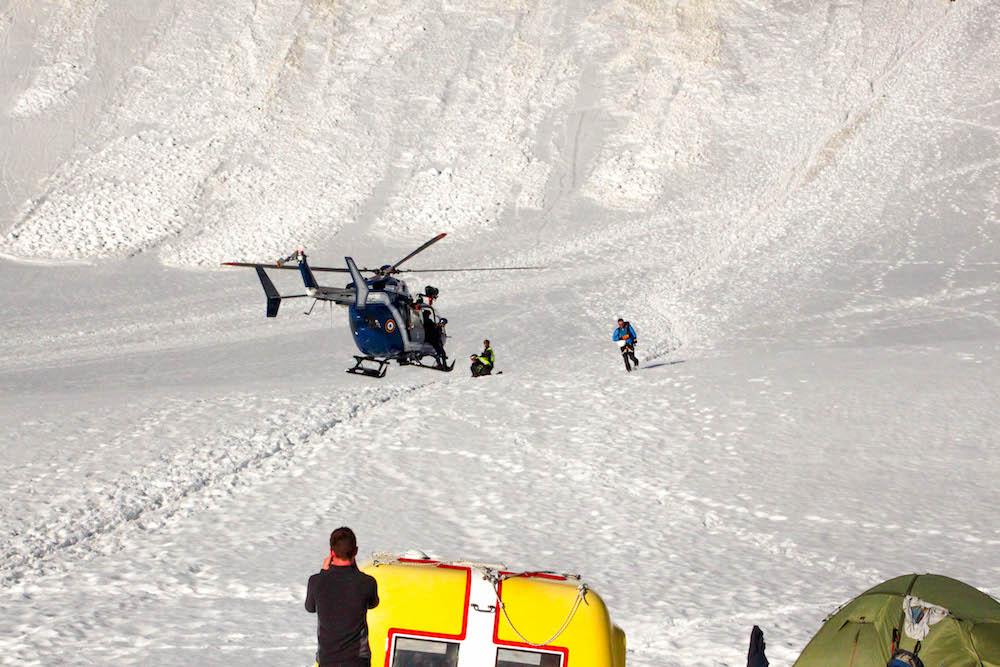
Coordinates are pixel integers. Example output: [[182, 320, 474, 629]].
[[483, 339, 490, 346], [329, 526, 357, 558]]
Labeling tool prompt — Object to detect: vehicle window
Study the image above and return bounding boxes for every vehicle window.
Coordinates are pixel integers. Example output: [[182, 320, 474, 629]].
[[391, 637, 460, 667], [496, 647, 562, 667]]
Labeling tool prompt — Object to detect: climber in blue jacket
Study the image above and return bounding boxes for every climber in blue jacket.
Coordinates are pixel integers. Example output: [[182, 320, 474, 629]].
[[612, 318, 640, 372]]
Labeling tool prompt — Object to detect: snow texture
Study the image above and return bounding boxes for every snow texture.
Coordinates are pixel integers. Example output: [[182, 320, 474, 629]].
[[1, 0, 999, 665]]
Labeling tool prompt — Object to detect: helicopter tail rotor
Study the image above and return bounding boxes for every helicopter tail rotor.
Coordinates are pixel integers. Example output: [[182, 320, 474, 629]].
[[276, 248, 304, 267]]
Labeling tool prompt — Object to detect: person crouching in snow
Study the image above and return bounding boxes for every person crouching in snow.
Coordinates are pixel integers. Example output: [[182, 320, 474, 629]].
[[470, 339, 494, 377], [613, 318, 640, 372]]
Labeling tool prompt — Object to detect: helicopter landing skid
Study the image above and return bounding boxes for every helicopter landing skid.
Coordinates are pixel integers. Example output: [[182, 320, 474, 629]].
[[402, 357, 456, 372], [346, 356, 390, 378]]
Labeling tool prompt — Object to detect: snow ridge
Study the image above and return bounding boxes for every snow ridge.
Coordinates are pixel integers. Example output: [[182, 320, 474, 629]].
[[9, 0, 105, 117]]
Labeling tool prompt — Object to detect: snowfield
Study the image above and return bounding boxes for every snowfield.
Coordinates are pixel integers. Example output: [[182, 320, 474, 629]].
[[1, 0, 998, 665]]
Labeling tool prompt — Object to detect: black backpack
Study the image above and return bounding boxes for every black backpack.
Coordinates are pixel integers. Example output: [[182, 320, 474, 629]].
[[622, 321, 636, 344], [888, 649, 924, 667]]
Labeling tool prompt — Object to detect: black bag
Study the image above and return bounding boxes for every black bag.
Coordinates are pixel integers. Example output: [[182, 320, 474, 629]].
[[888, 649, 924, 667], [747, 625, 768, 667]]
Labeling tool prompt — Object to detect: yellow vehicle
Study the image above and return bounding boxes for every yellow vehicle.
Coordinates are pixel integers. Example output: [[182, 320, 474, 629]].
[[362, 553, 627, 667]]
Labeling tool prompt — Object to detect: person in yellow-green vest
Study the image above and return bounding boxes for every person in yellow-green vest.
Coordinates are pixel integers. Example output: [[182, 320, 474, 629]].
[[470, 339, 494, 377]]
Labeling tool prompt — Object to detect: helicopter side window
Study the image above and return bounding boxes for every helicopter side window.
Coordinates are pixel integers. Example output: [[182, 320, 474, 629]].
[[496, 647, 562, 667], [391, 637, 460, 667]]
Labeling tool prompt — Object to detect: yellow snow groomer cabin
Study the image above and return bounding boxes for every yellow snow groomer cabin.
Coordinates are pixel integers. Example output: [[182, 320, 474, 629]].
[[363, 554, 627, 667]]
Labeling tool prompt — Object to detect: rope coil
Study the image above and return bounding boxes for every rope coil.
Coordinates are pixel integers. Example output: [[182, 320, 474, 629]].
[[488, 572, 589, 647]]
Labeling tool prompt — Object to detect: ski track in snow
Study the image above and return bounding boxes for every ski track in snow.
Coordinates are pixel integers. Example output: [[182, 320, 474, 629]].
[[0, 384, 435, 587], [4, 349, 998, 664]]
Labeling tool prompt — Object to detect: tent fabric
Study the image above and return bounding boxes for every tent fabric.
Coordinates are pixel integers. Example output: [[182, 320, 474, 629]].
[[974, 623, 1000, 664], [794, 574, 1000, 667]]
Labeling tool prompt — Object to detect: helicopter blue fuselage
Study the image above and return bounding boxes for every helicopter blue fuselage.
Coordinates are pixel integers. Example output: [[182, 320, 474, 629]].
[[344, 275, 434, 360], [348, 303, 406, 358]]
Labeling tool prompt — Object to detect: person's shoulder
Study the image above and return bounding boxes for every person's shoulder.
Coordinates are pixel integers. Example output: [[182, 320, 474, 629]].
[[360, 570, 378, 586]]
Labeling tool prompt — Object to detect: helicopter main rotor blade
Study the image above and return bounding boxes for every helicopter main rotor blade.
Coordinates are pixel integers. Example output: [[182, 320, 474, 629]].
[[396, 266, 548, 273], [389, 233, 447, 272], [222, 262, 361, 273], [301, 266, 359, 273]]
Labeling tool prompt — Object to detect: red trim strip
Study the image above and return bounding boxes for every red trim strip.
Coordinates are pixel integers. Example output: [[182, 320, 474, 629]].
[[383, 564, 472, 667]]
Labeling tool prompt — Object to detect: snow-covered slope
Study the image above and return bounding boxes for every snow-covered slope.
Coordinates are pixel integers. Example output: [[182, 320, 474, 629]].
[[1, 1, 998, 665]]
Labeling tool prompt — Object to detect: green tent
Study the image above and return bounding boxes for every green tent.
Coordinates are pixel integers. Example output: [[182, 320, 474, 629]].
[[794, 574, 1000, 667]]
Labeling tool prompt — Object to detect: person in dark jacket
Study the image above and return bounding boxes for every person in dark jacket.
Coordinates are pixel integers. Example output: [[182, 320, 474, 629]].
[[422, 311, 448, 367], [305, 527, 379, 667], [470, 339, 494, 377], [747, 625, 768, 667], [612, 318, 640, 372]]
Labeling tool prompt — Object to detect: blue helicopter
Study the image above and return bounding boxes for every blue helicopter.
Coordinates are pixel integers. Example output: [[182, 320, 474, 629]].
[[224, 234, 541, 378]]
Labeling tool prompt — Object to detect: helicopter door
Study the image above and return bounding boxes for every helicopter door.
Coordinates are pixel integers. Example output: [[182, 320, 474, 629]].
[[409, 307, 426, 343]]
